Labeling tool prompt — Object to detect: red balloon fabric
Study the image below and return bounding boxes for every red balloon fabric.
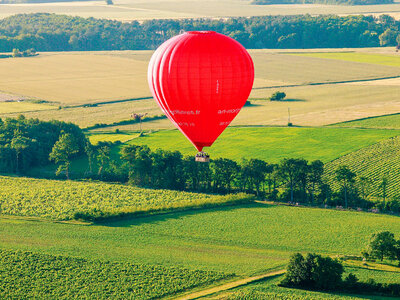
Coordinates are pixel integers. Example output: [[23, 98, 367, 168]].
[[148, 31, 254, 152]]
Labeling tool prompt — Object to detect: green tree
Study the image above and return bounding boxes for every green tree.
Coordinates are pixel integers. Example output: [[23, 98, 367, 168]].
[[307, 160, 324, 203], [49, 133, 79, 179], [96, 146, 111, 179], [279, 158, 308, 202], [10, 134, 31, 173], [335, 165, 356, 208], [270, 91, 286, 101], [379, 28, 399, 46], [358, 176, 372, 202], [368, 231, 397, 261], [379, 175, 389, 202], [211, 158, 239, 193], [280, 253, 343, 290]]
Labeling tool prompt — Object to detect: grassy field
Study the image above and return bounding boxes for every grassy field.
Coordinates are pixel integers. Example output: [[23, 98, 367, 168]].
[[126, 127, 400, 163], [332, 113, 400, 129], [0, 101, 54, 114], [324, 136, 400, 198], [294, 52, 400, 68], [0, 175, 251, 220], [2, 0, 400, 21], [0, 249, 231, 300], [1, 203, 400, 276]]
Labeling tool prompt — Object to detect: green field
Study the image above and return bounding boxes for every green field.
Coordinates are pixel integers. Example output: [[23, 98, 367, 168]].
[[2, 0, 400, 21], [127, 127, 400, 163], [0, 175, 250, 220], [294, 52, 400, 68], [0, 249, 231, 299], [333, 113, 400, 129], [1, 203, 400, 276], [324, 136, 400, 198]]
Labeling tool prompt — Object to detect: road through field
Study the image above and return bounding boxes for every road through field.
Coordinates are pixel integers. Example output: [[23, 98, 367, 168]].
[[174, 269, 286, 300]]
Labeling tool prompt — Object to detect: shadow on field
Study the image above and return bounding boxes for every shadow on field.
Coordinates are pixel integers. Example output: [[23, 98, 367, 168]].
[[97, 202, 271, 228]]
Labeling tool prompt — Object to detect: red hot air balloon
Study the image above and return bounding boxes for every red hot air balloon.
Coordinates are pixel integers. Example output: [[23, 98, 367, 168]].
[[148, 31, 254, 160]]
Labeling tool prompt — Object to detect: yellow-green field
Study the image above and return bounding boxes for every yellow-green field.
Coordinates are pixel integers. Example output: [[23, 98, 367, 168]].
[[0, 101, 54, 114], [294, 51, 400, 67], [2, 0, 400, 21]]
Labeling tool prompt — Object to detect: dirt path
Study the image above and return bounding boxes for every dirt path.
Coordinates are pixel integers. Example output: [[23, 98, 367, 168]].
[[174, 269, 286, 300]]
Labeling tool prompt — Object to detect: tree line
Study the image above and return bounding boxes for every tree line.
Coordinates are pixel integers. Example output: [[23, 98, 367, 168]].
[[1, 13, 400, 52], [2, 116, 400, 215]]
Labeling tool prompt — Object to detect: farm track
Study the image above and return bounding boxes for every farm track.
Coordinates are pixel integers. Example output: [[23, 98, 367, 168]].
[[253, 75, 400, 90], [174, 269, 286, 300]]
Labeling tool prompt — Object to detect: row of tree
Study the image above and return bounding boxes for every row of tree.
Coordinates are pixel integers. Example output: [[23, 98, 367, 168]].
[[1, 13, 400, 52], [82, 142, 399, 213]]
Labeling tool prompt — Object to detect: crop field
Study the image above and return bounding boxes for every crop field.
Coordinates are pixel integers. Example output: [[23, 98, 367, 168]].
[[0, 249, 231, 299], [2, 0, 400, 21], [0, 53, 151, 104], [324, 136, 400, 198], [2, 99, 163, 128], [294, 52, 400, 68], [1, 203, 400, 276], [88, 132, 138, 144], [0, 175, 250, 220], [127, 127, 400, 163], [332, 113, 400, 129], [0, 101, 54, 114]]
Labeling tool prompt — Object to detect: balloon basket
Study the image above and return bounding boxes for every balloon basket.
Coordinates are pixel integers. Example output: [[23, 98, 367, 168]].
[[195, 152, 210, 163]]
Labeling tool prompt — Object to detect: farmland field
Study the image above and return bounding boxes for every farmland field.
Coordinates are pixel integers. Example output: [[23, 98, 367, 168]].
[[1, 203, 400, 276], [294, 52, 400, 68], [3, 0, 400, 21], [3, 99, 162, 128], [0, 52, 151, 104], [0, 249, 231, 299], [0, 101, 54, 114], [3, 50, 400, 127], [332, 113, 400, 129], [324, 136, 400, 198], [126, 127, 400, 163], [0, 175, 251, 220]]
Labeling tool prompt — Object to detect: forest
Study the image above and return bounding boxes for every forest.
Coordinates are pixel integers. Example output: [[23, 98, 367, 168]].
[[1, 13, 400, 51]]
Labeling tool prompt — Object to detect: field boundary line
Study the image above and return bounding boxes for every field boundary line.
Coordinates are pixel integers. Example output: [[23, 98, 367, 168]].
[[174, 269, 286, 300]]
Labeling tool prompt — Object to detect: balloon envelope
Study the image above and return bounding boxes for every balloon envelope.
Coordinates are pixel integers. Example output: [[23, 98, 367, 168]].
[[148, 31, 254, 152]]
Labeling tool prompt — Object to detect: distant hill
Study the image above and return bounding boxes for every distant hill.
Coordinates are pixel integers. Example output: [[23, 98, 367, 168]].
[[252, 0, 393, 4]]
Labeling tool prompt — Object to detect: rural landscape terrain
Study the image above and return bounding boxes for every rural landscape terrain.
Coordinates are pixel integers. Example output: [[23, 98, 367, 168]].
[[1, 0, 400, 299]]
